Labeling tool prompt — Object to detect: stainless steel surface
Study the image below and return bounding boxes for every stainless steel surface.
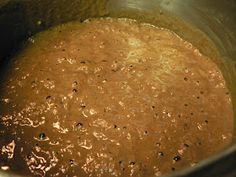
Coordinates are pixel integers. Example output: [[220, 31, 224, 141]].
[[0, 0, 235, 176]]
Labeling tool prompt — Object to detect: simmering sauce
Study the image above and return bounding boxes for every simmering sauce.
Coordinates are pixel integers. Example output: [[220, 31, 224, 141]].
[[0, 18, 234, 177]]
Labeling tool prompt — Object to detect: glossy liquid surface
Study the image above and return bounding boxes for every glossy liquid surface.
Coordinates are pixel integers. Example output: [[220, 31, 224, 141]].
[[0, 18, 233, 177]]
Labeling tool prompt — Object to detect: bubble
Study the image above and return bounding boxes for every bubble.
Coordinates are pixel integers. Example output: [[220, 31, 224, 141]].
[[72, 89, 78, 93], [156, 142, 161, 147], [69, 159, 74, 165], [144, 130, 148, 135], [80, 103, 86, 109], [46, 96, 51, 100], [158, 152, 164, 157], [197, 142, 202, 146], [39, 133, 46, 140], [129, 161, 136, 166], [173, 156, 181, 162], [72, 81, 78, 87], [184, 144, 190, 148], [76, 123, 83, 129]]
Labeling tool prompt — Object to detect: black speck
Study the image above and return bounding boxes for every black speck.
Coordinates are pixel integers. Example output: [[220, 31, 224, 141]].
[[129, 161, 136, 165], [184, 104, 188, 107], [184, 77, 188, 81], [80, 61, 86, 64], [205, 120, 209, 124], [200, 91, 204, 95], [171, 167, 176, 171], [76, 123, 83, 129], [123, 126, 127, 129], [80, 103, 86, 108], [73, 81, 78, 86], [119, 160, 123, 165], [173, 155, 181, 162], [69, 159, 74, 165], [226, 92, 229, 95], [72, 88, 78, 93], [190, 112, 194, 116], [151, 105, 155, 109], [197, 96, 200, 99], [184, 143, 190, 148], [62, 49, 65, 52], [113, 124, 117, 129], [158, 152, 164, 157], [197, 142, 202, 146], [39, 133, 46, 140], [46, 96, 51, 100], [101, 60, 108, 63], [144, 130, 148, 135]]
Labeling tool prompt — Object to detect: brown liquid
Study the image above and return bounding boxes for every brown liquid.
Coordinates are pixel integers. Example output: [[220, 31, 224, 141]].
[[0, 18, 234, 177]]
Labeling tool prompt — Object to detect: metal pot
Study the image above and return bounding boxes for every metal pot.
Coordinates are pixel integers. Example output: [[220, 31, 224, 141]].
[[0, 0, 235, 176]]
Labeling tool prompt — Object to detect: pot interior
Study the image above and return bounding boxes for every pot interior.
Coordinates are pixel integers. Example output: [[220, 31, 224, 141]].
[[0, 0, 235, 177]]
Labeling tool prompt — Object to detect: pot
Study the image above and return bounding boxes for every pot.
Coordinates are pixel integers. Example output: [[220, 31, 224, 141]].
[[0, 0, 235, 177]]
